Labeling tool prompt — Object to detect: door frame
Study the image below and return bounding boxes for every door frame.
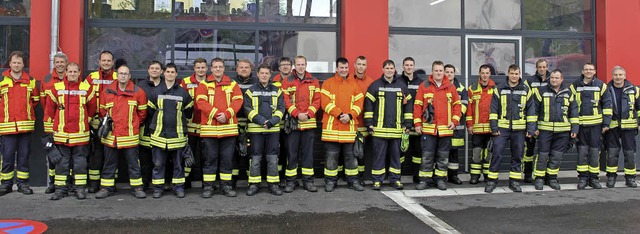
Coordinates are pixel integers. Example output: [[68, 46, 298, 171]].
[[463, 35, 522, 172]]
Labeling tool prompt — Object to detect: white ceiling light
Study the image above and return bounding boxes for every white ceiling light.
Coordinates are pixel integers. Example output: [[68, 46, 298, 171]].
[[430, 0, 446, 6]]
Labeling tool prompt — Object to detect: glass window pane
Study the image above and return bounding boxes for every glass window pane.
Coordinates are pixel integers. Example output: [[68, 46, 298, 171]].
[[86, 27, 173, 71], [89, 0, 172, 19], [464, 0, 521, 30], [389, 0, 460, 28], [0, 25, 29, 69], [174, 29, 256, 72], [257, 31, 336, 74], [524, 0, 592, 32], [470, 41, 517, 75], [175, 0, 256, 22], [523, 38, 592, 77], [259, 0, 337, 24], [0, 0, 30, 17], [389, 35, 461, 76]]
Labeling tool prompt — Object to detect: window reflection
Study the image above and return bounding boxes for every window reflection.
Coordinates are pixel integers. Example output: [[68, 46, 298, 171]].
[[523, 38, 592, 76], [0, 25, 29, 69], [89, 0, 172, 19], [259, 0, 337, 24], [173, 29, 256, 71], [175, 0, 257, 21], [464, 0, 521, 30], [86, 27, 173, 70], [258, 31, 336, 73], [389, 0, 460, 28], [0, 0, 29, 17], [523, 0, 592, 32], [389, 35, 461, 75]]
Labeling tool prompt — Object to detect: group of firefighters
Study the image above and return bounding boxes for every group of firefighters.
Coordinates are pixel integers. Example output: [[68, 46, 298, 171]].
[[0, 50, 638, 200]]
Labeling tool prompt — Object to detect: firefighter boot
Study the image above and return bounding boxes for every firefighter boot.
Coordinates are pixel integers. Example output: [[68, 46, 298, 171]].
[[17, 184, 33, 195], [284, 181, 295, 193], [348, 181, 364, 191], [534, 177, 544, 190], [75, 187, 87, 200], [325, 181, 336, 192], [589, 174, 602, 189], [95, 187, 115, 199], [606, 173, 617, 188], [132, 187, 146, 199], [625, 175, 637, 188], [88, 180, 99, 193], [523, 162, 534, 183], [246, 184, 260, 196], [509, 179, 522, 193], [447, 169, 462, 185], [436, 178, 447, 190], [201, 185, 215, 198], [303, 181, 318, 192], [469, 174, 480, 184], [50, 189, 68, 200], [484, 180, 497, 193], [269, 184, 283, 196], [577, 176, 588, 190], [45, 176, 56, 194], [548, 178, 561, 190]]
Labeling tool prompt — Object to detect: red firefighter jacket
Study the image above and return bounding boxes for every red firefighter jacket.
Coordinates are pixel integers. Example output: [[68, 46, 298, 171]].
[[99, 80, 148, 149], [0, 70, 40, 135], [195, 75, 243, 138], [44, 79, 96, 146]]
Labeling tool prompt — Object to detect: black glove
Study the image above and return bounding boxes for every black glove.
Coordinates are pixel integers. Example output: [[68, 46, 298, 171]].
[[98, 116, 113, 138], [47, 144, 62, 165], [353, 132, 364, 159], [487, 137, 494, 153], [423, 104, 435, 124], [237, 129, 249, 157], [367, 126, 374, 136], [568, 138, 579, 152], [182, 144, 195, 167], [41, 133, 54, 150]]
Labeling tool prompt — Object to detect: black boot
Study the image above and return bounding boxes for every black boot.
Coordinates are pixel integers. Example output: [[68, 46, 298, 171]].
[[447, 170, 462, 185], [469, 174, 480, 184], [577, 177, 588, 190], [523, 162, 534, 183], [589, 173, 602, 189], [606, 173, 617, 188], [484, 180, 497, 193], [45, 176, 56, 194], [534, 177, 544, 190], [625, 175, 637, 188], [509, 179, 522, 192], [87, 180, 99, 193]]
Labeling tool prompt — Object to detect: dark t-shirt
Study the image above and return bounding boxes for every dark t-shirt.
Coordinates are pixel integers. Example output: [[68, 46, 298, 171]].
[[613, 86, 623, 119]]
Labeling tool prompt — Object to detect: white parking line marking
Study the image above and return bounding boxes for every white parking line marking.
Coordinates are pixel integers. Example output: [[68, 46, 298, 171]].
[[382, 191, 461, 234], [400, 183, 631, 198]]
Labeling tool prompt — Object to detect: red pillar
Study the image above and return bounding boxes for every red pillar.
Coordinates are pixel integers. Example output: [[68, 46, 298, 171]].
[[341, 0, 388, 78], [29, 1, 52, 80], [596, 0, 640, 83], [59, 0, 85, 70]]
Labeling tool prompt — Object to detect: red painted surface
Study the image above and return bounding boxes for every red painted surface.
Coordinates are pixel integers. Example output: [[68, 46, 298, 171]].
[[0, 219, 48, 233], [28, 0, 51, 80], [59, 0, 85, 72], [596, 0, 640, 84], [340, 0, 388, 79]]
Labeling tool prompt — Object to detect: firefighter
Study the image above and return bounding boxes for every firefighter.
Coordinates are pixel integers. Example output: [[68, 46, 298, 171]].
[[180, 57, 208, 189], [147, 63, 193, 198], [272, 57, 293, 185], [137, 61, 165, 189], [484, 64, 536, 193], [399, 57, 423, 184], [445, 64, 467, 184], [232, 59, 258, 186], [604, 66, 639, 188], [280, 56, 321, 193], [570, 63, 612, 189], [413, 60, 462, 191], [320, 57, 365, 192], [353, 56, 376, 185], [196, 58, 243, 198], [466, 65, 495, 184], [45, 62, 97, 200], [244, 64, 285, 196], [532, 69, 579, 190], [0, 51, 39, 196], [94, 61, 148, 199], [41, 52, 68, 194], [85, 51, 117, 193], [365, 59, 413, 190], [523, 59, 550, 183]]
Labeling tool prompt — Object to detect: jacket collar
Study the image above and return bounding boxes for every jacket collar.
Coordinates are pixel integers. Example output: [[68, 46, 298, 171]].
[[206, 75, 232, 86]]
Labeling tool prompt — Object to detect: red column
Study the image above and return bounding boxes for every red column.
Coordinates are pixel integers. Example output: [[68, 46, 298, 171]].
[[596, 0, 640, 83], [341, 0, 388, 78], [59, 0, 85, 70], [29, 1, 52, 80]]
